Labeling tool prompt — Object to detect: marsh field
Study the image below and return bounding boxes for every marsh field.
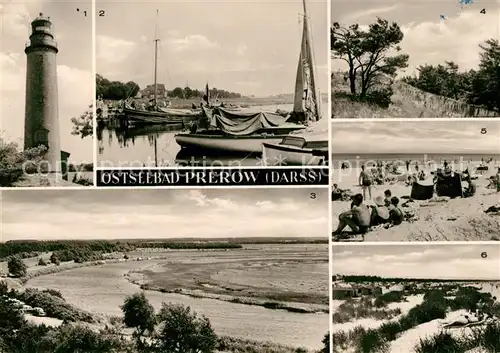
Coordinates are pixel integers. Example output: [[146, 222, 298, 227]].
[[23, 243, 329, 350]]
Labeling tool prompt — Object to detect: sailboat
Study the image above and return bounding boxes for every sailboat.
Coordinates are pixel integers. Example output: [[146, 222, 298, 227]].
[[123, 10, 202, 124], [174, 0, 320, 154], [262, 0, 327, 166]]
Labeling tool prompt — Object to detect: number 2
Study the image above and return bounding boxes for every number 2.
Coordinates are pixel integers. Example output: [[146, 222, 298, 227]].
[[99, 10, 105, 16]]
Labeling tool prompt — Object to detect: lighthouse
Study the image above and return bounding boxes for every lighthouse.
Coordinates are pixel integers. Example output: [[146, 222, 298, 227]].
[[24, 13, 61, 173]]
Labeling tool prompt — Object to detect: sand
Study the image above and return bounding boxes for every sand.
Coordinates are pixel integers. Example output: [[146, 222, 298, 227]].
[[389, 309, 484, 353], [332, 163, 500, 241]]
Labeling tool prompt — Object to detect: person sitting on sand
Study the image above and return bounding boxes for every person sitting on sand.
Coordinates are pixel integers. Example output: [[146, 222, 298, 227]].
[[333, 193, 371, 236], [383, 190, 392, 207], [388, 196, 404, 226], [463, 174, 476, 198], [370, 196, 390, 227], [359, 165, 373, 200], [332, 183, 343, 201]]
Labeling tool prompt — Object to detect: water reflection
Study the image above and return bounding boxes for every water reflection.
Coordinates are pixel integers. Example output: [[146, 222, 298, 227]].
[[97, 103, 326, 167]]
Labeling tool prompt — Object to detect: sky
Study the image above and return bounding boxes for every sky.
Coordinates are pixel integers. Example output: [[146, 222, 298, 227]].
[[96, 0, 328, 97], [1, 0, 93, 163], [331, 0, 500, 76], [331, 120, 500, 154], [0, 188, 328, 242], [333, 244, 500, 280]]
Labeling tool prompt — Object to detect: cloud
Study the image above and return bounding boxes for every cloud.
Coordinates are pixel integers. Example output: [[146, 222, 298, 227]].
[[333, 245, 500, 280], [168, 34, 219, 53], [0, 2, 31, 36], [341, 5, 399, 22], [2, 189, 327, 241], [0, 52, 24, 93], [97, 35, 137, 64], [400, 9, 498, 73]]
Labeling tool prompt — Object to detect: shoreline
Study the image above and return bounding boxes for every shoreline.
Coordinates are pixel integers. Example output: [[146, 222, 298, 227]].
[[125, 261, 329, 314], [12, 252, 328, 315]]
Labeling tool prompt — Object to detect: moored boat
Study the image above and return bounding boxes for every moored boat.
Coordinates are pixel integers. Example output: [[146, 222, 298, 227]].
[[175, 107, 304, 153], [262, 119, 328, 165], [174, 0, 320, 155], [262, 0, 326, 166]]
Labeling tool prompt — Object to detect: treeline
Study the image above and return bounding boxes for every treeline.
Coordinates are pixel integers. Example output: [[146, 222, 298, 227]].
[[0, 240, 131, 260], [130, 237, 327, 245], [0, 240, 247, 260], [337, 275, 491, 283], [168, 86, 242, 99], [140, 242, 242, 250], [96, 74, 140, 100], [403, 40, 500, 112]]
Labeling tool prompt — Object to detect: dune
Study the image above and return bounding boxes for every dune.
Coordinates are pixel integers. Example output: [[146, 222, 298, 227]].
[[388, 310, 479, 353]]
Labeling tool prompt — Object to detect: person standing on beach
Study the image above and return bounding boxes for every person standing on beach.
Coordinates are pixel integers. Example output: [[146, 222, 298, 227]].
[[496, 167, 500, 192], [359, 165, 373, 200], [406, 160, 410, 171]]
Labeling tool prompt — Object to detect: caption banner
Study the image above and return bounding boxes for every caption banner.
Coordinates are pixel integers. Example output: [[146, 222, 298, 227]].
[[96, 168, 329, 187]]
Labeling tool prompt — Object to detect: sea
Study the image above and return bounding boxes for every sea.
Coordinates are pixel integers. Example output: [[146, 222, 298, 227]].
[[332, 153, 500, 169], [97, 102, 327, 168]]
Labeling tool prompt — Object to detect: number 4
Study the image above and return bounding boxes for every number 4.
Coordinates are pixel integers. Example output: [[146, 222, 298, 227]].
[[480, 8, 486, 14]]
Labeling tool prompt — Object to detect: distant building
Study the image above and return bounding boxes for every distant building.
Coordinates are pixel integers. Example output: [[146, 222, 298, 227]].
[[140, 84, 166, 98], [332, 284, 382, 300]]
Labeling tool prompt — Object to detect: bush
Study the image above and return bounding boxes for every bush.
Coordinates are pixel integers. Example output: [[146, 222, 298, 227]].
[[38, 258, 47, 266], [20, 288, 95, 323], [156, 303, 218, 353], [0, 138, 47, 186], [72, 174, 93, 186], [49, 253, 60, 265], [374, 291, 405, 308], [405, 301, 447, 327], [8, 256, 27, 278], [364, 87, 393, 108], [414, 331, 465, 353], [356, 329, 389, 353], [378, 321, 402, 342], [121, 292, 155, 335]]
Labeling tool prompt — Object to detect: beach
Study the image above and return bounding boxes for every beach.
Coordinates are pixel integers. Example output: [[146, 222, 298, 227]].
[[331, 158, 500, 241]]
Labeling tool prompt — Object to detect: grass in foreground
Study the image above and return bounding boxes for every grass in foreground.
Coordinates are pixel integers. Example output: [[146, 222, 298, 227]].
[[333, 296, 402, 323], [332, 286, 499, 353]]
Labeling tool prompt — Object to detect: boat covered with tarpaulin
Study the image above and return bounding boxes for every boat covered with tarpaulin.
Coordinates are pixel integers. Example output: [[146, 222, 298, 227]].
[[175, 106, 304, 153]]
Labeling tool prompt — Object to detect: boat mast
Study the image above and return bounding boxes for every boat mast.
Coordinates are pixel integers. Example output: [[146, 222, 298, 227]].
[[153, 9, 159, 107], [303, 0, 321, 121], [293, 0, 321, 123]]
